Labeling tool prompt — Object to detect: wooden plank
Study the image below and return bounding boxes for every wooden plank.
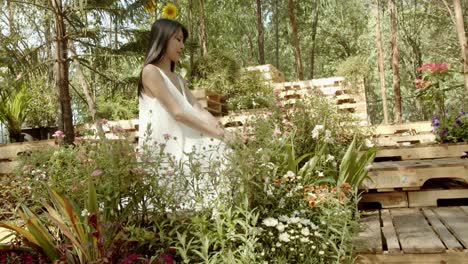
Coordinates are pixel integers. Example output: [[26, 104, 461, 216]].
[[374, 133, 436, 147], [355, 211, 383, 253], [408, 189, 468, 207], [373, 122, 433, 135], [381, 209, 401, 253], [360, 192, 408, 208], [434, 207, 468, 248], [356, 252, 468, 264], [375, 142, 468, 160], [460, 206, 468, 215], [0, 139, 56, 160], [361, 158, 468, 190], [422, 208, 463, 250], [391, 208, 445, 253]]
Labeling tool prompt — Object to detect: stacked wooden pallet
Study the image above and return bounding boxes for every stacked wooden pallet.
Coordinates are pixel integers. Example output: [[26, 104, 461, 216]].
[[77, 119, 139, 142], [372, 121, 436, 147], [271, 77, 369, 125], [245, 64, 285, 83], [359, 142, 468, 208], [191, 90, 227, 116], [356, 207, 468, 263]]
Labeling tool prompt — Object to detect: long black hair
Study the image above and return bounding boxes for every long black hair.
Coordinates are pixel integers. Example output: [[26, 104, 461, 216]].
[[138, 19, 188, 97]]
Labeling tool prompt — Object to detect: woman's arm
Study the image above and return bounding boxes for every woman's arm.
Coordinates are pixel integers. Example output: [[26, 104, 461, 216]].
[[142, 65, 224, 139], [182, 85, 221, 129]]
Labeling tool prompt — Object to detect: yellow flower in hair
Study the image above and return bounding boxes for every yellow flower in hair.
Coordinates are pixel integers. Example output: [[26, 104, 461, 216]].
[[143, 0, 156, 13], [162, 3, 177, 19]]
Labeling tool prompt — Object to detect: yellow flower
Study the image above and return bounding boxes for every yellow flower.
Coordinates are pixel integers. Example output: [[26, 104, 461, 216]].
[[162, 3, 177, 19], [143, 0, 156, 13]]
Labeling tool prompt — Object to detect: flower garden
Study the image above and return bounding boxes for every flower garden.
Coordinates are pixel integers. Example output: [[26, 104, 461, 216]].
[[0, 78, 380, 263]]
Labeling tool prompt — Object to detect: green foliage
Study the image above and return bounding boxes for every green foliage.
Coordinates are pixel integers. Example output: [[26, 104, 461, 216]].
[[96, 93, 138, 120], [335, 55, 370, 92], [338, 137, 376, 192], [192, 51, 275, 111], [0, 85, 31, 142]]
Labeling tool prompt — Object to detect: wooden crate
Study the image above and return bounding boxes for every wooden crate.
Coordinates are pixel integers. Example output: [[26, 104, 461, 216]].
[[355, 207, 468, 263], [192, 90, 226, 116]]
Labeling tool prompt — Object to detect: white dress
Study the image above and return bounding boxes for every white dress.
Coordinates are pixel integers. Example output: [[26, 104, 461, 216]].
[[138, 67, 230, 210]]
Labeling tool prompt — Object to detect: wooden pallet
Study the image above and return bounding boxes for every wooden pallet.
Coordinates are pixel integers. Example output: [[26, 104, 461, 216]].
[[360, 188, 468, 208], [374, 142, 468, 161], [360, 191, 409, 208], [356, 207, 468, 257], [246, 64, 285, 83], [219, 109, 268, 128], [0, 140, 57, 175], [191, 90, 226, 116], [361, 158, 468, 190], [372, 121, 436, 147]]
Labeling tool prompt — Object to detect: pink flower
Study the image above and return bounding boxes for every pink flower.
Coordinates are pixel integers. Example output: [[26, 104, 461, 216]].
[[266, 111, 273, 117], [282, 119, 292, 127], [52, 130, 65, 138], [15, 73, 22, 81], [273, 127, 282, 137], [163, 133, 172, 140], [417, 63, 449, 72], [91, 169, 103, 177], [164, 170, 174, 177]]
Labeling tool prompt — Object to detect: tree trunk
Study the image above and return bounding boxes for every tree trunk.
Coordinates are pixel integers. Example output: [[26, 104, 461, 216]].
[[51, 0, 74, 144], [69, 44, 105, 139], [453, 0, 468, 107], [376, 0, 389, 124], [189, 0, 194, 77], [256, 0, 265, 65], [309, 0, 320, 79], [199, 0, 208, 57], [288, 0, 304, 80], [275, 0, 279, 69], [389, 0, 402, 123]]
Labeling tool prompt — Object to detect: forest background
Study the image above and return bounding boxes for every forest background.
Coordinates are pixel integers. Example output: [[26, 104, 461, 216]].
[[0, 0, 466, 144]]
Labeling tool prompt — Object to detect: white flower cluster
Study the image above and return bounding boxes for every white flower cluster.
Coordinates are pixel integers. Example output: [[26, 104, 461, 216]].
[[311, 125, 334, 143], [261, 212, 320, 247]]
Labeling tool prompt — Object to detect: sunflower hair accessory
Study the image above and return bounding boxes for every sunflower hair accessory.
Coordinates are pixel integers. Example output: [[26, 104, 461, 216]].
[[162, 3, 177, 19]]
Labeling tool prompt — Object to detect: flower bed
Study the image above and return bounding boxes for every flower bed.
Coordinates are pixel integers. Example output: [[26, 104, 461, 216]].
[[0, 96, 374, 263]]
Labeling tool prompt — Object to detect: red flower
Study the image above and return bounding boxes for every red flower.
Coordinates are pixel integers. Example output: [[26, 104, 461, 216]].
[[88, 213, 98, 229]]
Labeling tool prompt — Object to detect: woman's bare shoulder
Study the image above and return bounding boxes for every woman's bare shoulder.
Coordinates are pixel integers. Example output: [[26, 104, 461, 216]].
[[142, 64, 163, 81]]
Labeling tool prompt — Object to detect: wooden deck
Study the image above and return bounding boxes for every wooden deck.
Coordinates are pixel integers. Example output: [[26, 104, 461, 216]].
[[356, 207, 468, 263]]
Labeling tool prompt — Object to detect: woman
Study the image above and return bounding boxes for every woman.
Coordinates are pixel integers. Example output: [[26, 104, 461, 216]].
[[137, 19, 231, 210]]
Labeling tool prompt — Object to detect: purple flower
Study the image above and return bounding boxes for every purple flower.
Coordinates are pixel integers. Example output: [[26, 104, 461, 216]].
[[431, 116, 440, 127]]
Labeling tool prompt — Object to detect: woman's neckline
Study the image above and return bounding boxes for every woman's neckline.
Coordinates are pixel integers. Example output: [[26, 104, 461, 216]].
[[153, 66, 185, 98]]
